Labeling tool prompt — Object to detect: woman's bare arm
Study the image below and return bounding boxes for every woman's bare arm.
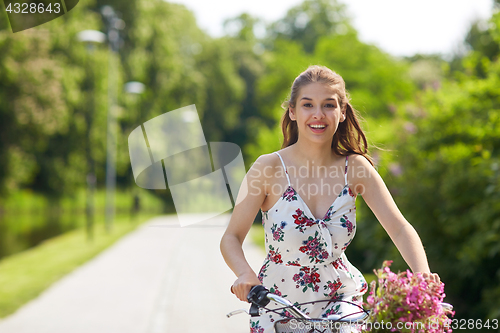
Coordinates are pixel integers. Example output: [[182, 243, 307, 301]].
[[351, 155, 437, 279], [220, 154, 273, 301]]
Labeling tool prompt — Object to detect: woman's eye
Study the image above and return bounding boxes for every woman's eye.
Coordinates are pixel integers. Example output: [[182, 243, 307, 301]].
[[325, 103, 336, 108], [303, 103, 313, 107]]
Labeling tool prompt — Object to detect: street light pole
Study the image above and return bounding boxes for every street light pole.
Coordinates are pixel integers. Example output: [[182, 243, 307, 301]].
[[76, 30, 106, 241], [101, 6, 125, 233], [79, 9, 134, 234], [124, 81, 146, 223]]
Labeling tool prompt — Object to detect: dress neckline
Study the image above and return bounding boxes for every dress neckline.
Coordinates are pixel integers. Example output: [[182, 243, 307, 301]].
[[263, 151, 352, 221], [262, 183, 352, 221]]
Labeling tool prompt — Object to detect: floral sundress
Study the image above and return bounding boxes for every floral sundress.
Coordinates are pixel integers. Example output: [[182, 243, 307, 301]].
[[250, 152, 368, 333]]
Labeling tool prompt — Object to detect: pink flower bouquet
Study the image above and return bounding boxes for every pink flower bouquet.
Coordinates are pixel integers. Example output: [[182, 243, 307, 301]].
[[362, 261, 454, 333]]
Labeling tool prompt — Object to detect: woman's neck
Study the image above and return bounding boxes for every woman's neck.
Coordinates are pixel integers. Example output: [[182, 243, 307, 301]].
[[289, 138, 339, 167]]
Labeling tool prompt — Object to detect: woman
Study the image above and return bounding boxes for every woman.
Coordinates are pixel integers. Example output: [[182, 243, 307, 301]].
[[220, 65, 440, 332]]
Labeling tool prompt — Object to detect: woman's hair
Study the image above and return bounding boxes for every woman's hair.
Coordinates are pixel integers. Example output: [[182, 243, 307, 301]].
[[281, 65, 374, 165]]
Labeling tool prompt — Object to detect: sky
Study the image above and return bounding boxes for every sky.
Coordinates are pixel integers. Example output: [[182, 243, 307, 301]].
[[168, 0, 495, 57]]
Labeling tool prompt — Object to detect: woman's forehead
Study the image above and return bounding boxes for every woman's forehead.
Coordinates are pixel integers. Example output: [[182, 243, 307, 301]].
[[298, 83, 341, 100]]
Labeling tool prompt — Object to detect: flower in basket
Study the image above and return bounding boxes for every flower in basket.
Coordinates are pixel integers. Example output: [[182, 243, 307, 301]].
[[362, 260, 454, 333]]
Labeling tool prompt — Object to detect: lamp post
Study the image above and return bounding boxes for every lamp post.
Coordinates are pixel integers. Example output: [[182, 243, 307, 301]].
[[124, 81, 145, 223], [101, 6, 125, 232], [77, 29, 106, 241], [76, 30, 106, 46], [77, 6, 125, 233], [124, 81, 145, 95]]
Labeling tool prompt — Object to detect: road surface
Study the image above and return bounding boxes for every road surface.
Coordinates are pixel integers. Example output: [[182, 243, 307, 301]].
[[0, 214, 265, 333]]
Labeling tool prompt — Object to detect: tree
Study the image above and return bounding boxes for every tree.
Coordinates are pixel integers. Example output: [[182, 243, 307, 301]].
[[384, 19, 500, 319], [266, 0, 350, 53], [0, 1, 106, 197]]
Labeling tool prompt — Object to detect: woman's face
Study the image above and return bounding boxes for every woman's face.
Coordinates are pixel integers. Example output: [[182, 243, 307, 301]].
[[289, 82, 346, 144]]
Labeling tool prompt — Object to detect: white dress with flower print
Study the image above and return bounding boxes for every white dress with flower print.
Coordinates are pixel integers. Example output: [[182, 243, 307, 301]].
[[249, 152, 368, 333]]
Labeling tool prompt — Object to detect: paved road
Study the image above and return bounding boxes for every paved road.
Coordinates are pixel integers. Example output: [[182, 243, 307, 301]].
[[0, 214, 265, 333]]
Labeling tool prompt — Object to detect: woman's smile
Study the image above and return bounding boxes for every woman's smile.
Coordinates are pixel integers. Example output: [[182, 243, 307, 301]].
[[308, 122, 328, 133]]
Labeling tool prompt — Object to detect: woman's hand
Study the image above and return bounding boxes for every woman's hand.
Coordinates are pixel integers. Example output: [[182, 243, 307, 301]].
[[421, 272, 443, 298], [422, 272, 441, 284], [231, 272, 262, 302]]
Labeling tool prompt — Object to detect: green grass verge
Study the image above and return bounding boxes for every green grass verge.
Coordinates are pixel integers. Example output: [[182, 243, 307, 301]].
[[2, 188, 164, 213], [0, 213, 157, 318]]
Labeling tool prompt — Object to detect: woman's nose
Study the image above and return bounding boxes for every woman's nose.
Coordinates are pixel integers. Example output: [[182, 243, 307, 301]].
[[313, 106, 325, 118]]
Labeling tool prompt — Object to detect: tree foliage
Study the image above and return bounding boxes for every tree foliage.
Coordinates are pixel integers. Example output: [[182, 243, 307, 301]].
[[266, 0, 350, 53], [354, 10, 500, 321], [0, 1, 107, 196], [0, 0, 498, 320]]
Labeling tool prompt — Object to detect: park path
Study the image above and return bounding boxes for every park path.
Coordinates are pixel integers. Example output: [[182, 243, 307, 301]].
[[0, 214, 265, 333]]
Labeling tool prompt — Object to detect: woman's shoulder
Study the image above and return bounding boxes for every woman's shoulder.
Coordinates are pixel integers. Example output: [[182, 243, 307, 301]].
[[252, 152, 279, 167], [348, 153, 373, 167], [347, 153, 378, 192], [251, 148, 292, 168], [247, 151, 282, 178]]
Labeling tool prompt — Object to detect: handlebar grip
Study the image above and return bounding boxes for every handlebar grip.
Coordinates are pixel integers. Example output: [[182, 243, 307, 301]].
[[247, 285, 271, 307]]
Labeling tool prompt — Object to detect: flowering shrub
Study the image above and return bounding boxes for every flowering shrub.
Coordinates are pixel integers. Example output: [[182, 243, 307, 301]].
[[363, 261, 454, 333]]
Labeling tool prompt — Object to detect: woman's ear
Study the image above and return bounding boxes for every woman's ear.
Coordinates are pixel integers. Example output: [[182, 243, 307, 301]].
[[340, 110, 346, 122], [340, 103, 348, 122], [289, 107, 296, 121]]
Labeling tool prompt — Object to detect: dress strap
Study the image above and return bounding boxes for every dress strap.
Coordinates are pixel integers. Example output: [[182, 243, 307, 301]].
[[344, 155, 349, 185], [274, 152, 291, 186]]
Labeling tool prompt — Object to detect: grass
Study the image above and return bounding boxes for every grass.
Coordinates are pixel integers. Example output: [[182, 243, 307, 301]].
[[0, 187, 165, 258], [0, 213, 157, 318], [1, 187, 164, 213]]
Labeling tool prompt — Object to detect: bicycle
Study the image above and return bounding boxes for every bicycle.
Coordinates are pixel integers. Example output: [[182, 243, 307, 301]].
[[227, 285, 454, 333]]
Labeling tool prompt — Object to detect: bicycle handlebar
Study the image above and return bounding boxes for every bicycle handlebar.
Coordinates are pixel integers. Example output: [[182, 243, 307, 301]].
[[263, 292, 311, 319], [246, 285, 366, 320], [234, 285, 453, 322]]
